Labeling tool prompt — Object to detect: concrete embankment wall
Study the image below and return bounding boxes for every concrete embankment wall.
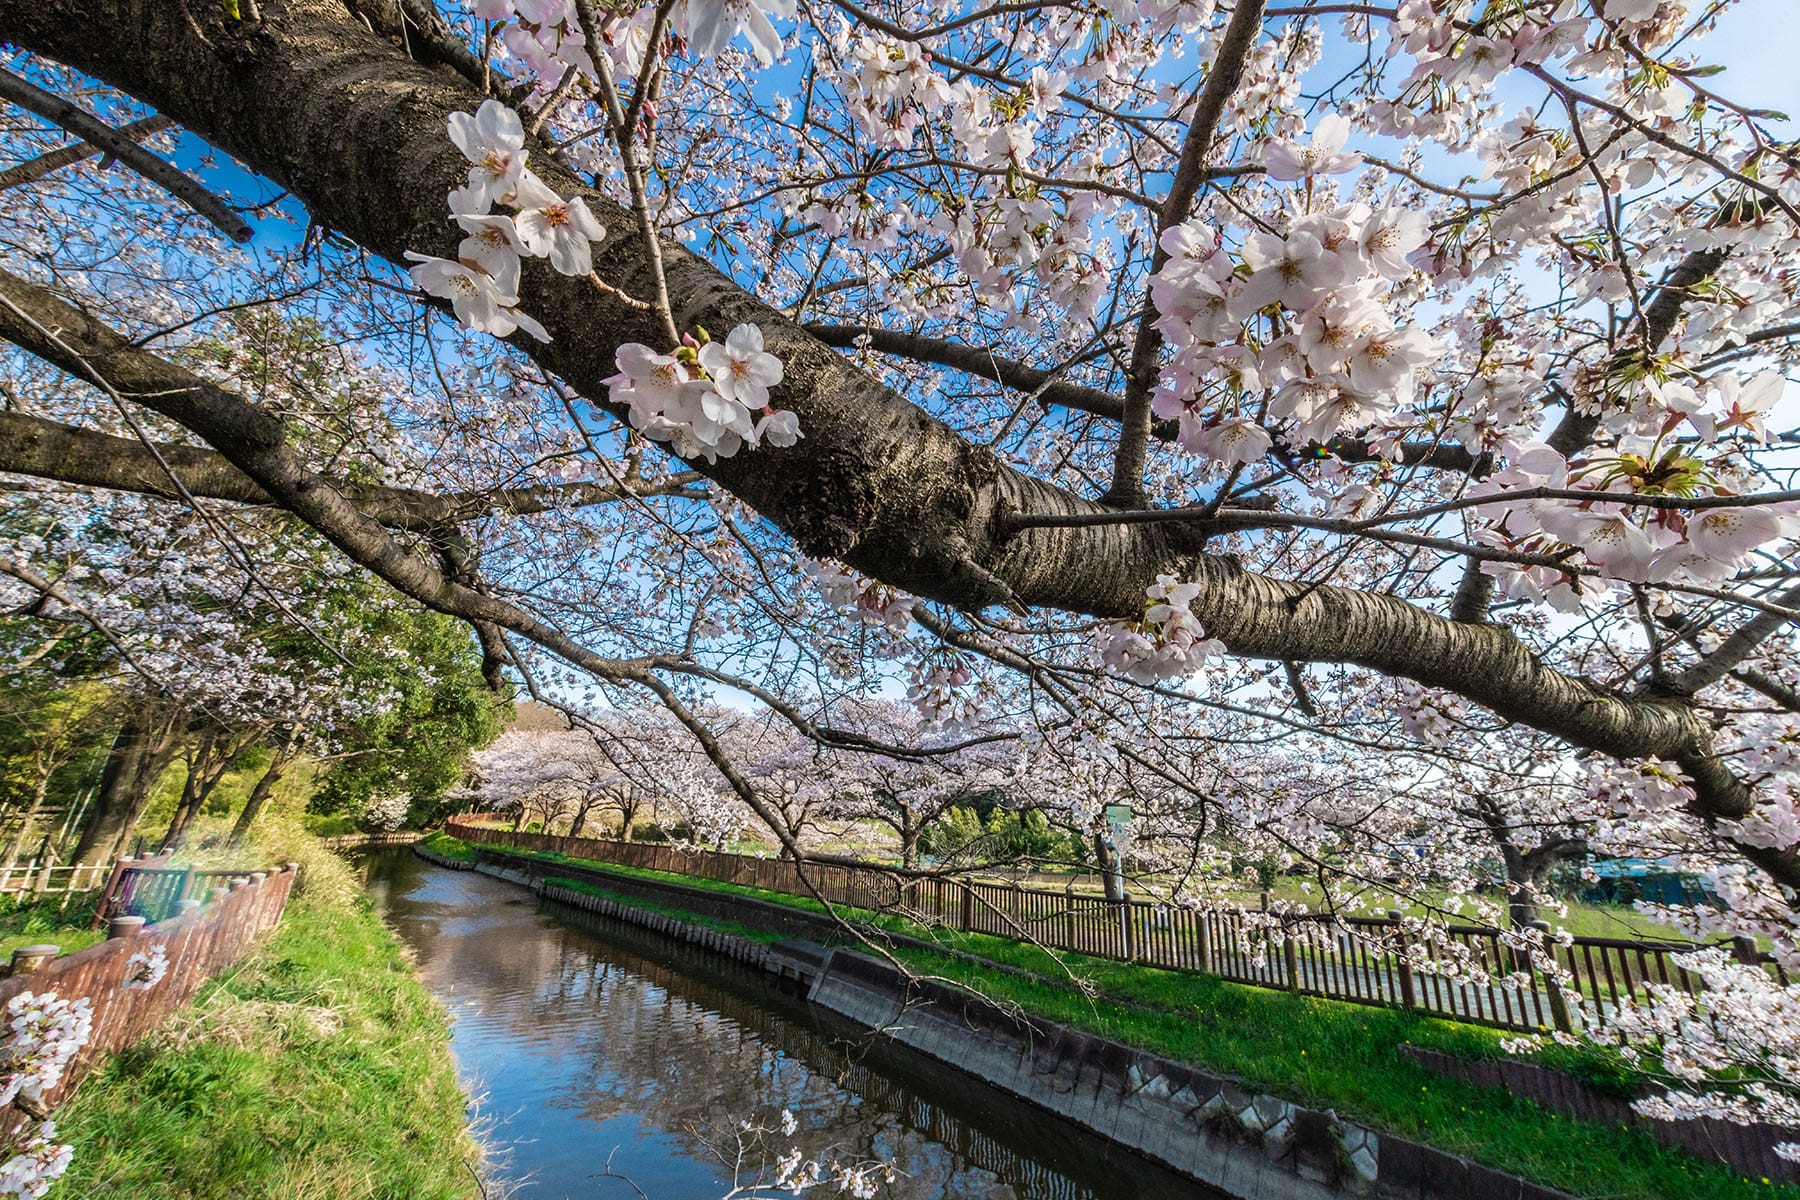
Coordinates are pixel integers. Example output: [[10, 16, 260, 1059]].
[[421, 843, 1571, 1200]]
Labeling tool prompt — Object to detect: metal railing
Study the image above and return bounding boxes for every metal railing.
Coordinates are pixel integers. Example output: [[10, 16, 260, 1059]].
[[446, 815, 1788, 1033]]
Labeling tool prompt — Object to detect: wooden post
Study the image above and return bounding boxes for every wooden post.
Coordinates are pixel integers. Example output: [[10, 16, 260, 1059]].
[[960, 884, 974, 932], [1390, 910, 1418, 1011], [1196, 916, 1214, 974], [107, 914, 145, 940], [1731, 934, 1761, 966], [1283, 928, 1301, 992], [1529, 920, 1574, 1033], [7, 944, 58, 976], [92, 855, 135, 928]]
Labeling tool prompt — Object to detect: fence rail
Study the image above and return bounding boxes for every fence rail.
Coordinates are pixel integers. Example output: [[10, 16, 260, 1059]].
[[94, 858, 269, 926], [0, 862, 118, 898], [446, 815, 1786, 1033]]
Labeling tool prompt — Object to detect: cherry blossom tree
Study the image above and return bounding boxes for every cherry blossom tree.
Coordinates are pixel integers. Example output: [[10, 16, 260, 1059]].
[[5, 0, 1800, 1139]]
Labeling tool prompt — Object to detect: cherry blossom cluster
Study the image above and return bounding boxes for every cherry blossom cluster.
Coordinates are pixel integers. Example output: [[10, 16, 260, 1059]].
[[0, 992, 92, 1109], [362, 788, 413, 833], [605, 326, 800, 463], [0, 1125, 73, 1200], [123, 944, 169, 991], [408, 99, 611, 343], [905, 650, 981, 733], [1393, 681, 1468, 746], [758, 1107, 895, 1198], [474, 0, 792, 80], [803, 561, 915, 634], [1147, 133, 1439, 468], [1467, 397, 1800, 602], [1583, 947, 1800, 1157], [1092, 574, 1223, 685]]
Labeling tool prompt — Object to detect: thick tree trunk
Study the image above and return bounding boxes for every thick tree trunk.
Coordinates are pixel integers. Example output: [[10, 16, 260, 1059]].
[[899, 811, 920, 870], [1, 773, 51, 866], [228, 747, 294, 848], [71, 705, 182, 866], [1095, 833, 1126, 903]]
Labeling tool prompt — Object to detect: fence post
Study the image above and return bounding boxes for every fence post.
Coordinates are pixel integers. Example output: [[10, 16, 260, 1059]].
[[1196, 915, 1214, 974], [178, 866, 196, 904], [1283, 925, 1300, 992], [1529, 920, 1574, 1033], [1389, 910, 1418, 1011], [1731, 934, 1761, 966], [107, 914, 145, 940], [7, 945, 58, 976], [92, 855, 134, 927], [960, 884, 974, 932]]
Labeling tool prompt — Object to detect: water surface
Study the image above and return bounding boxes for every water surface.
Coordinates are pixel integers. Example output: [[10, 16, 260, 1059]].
[[360, 851, 1219, 1200]]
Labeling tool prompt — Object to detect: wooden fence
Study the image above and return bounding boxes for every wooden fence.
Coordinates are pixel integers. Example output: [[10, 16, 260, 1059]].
[[446, 815, 1787, 1034], [93, 857, 267, 926], [0, 864, 298, 1142], [0, 862, 119, 900]]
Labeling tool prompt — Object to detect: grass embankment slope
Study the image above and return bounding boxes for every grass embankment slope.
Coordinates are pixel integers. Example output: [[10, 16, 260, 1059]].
[[465, 838, 1793, 1200], [51, 821, 481, 1200]]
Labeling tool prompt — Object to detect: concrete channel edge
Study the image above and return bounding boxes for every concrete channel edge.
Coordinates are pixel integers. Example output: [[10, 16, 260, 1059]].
[[411, 842, 1573, 1200]]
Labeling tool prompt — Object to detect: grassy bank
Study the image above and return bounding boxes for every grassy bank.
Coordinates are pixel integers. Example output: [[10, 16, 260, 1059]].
[[0, 890, 104, 960], [51, 827, 481, 1200], [462, 838, 1790, 1200]]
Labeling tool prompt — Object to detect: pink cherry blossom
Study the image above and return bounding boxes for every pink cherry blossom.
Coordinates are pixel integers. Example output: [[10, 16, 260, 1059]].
[[447, 99, 528, 211], [512, 174, 608, 276], [1261, 114, 1362, 181]]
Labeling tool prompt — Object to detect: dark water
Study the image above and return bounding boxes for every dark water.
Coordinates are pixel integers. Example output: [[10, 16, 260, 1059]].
[[357, 851, 1220, 1200]]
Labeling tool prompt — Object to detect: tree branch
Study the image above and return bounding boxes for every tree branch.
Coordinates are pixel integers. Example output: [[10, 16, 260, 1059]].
[[0, 113, 173, 192], [0, 405, 707, 530], [0, 68, 250, 242]]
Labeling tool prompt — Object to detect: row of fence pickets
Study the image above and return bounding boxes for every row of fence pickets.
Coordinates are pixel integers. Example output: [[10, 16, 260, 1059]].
[[0, 865, 298, 1143], [446, 816, 1787, 1033]]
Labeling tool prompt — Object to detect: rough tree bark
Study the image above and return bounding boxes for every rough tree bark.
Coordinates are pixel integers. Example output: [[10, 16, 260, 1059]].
[[71, 703, 183, 865], [228, 737, 302, 847]]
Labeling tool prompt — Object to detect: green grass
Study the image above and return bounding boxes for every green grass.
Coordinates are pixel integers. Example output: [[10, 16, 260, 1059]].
[[52, 836, 481, 1200], [492, 844, 1792, 1200], [417, 832, 478, 864], [541, 874, 787, 944], [0, 890, 105, 960]]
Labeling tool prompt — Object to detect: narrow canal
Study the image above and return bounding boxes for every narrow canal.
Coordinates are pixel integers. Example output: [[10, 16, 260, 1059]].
[[358, 851, 1222, 1200]]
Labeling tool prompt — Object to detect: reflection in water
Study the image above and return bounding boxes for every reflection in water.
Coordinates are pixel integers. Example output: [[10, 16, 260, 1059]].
[[359, 851, 1219, 1200]]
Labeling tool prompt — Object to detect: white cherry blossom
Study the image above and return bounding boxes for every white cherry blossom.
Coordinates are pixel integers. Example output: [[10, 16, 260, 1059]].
[[699, 324, 785, 407], [1261, 114, 1362, 181], [446, 99, 528, 211], [512, 174, 608, 276]]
